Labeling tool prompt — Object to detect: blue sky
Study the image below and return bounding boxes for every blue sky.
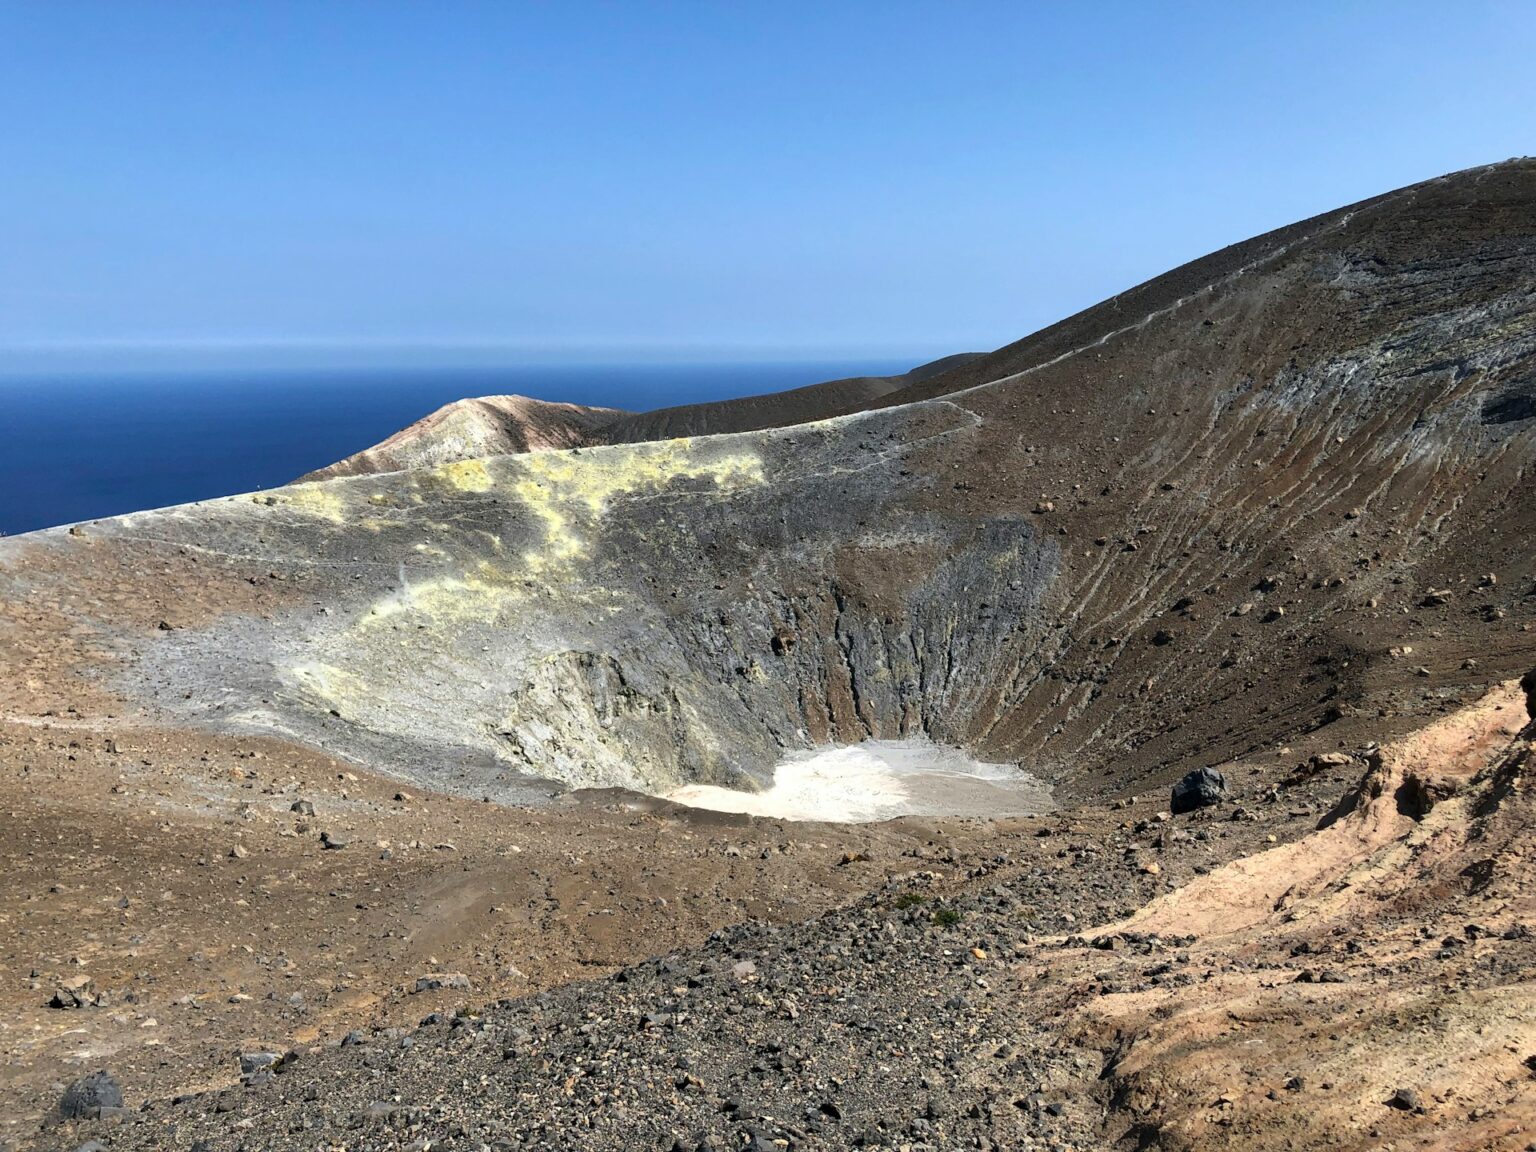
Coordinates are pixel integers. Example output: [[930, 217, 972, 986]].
[[2, 1, 1534, 372]]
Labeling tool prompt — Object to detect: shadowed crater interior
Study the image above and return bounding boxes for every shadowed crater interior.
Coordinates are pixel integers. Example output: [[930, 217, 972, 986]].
[[1482, 383, 1536, 424]]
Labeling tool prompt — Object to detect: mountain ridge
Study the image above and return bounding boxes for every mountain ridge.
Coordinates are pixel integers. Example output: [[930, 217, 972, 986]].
[[293, 160, 1532, 485], [4, 158, 1536, 1149], [7, 158, 1534, 801], [297, 393, 631, 481]]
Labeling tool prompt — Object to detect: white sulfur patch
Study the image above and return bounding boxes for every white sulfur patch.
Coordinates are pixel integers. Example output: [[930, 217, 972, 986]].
[[666, 739, 1053, 823]]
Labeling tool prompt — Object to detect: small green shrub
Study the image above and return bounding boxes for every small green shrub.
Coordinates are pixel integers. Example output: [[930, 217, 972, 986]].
[[931, 905, 962, 928], [893, 892, 928, 909]]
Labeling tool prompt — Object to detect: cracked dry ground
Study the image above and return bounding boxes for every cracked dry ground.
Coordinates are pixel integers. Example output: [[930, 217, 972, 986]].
[[16, 682, 1536, 1152]]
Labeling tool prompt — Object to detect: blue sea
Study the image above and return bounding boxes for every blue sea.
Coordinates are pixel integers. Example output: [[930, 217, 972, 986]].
[[0, 361, 910, 536]]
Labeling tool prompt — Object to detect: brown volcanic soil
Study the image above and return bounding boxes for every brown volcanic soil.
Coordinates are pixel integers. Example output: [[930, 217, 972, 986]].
[[12, 689, 1533, 1151], [3, 161, 1536, 1150], [590, 353, 984, 444], [298, 395, 629, 481], [0, 716, 995, 1136]]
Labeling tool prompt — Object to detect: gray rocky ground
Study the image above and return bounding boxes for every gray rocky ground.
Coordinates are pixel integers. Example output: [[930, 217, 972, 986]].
[[29, 690, 1536, 1150]]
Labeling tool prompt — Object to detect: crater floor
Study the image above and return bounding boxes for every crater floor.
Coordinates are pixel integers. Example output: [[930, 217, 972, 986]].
[[665, 738, 1055, 822]]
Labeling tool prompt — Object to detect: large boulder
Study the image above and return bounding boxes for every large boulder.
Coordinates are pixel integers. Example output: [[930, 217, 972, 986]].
[[59, 1070, 123, 1119], [48, 975, 99, 1009], [1171, 767, 1228, 814]]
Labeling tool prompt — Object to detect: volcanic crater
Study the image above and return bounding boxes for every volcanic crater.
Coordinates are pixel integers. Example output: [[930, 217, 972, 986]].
[[55, 161, 1536, 812], [3, 160, 1536, 1151]]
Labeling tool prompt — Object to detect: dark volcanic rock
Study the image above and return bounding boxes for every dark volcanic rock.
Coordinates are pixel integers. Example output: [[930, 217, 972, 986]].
[[1481, 383, 1536, 425], [58, 1070, 123, 1119], [1171, 767, 1228, 814]]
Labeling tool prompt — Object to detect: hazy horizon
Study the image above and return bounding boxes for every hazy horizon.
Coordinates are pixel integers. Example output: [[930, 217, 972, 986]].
[[0, 340, 955, 379], [5, 2, 1534, 375], [0, 357, 915, 534]]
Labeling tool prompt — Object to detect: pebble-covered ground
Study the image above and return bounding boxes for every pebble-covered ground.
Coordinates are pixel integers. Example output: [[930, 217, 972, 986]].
[[31, 723, 1506, 1152]]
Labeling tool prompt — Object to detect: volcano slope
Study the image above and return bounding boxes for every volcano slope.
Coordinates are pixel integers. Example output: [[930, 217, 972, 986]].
[[298, 395, 631, 482], [2, 160, 1536, 1149], [27, 680, 1536, 1152], [295, 355, 987, 481], [9, 160, 1534, 802]]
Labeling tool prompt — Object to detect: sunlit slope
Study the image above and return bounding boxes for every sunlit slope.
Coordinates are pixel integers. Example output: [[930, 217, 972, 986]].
[[2, 160, 1534, 808]]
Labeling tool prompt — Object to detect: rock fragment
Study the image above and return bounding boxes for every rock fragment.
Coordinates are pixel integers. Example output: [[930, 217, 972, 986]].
[[1170, 767, 1227, 814], [413, 973, 472, 993], [50, 975, 99, 1009], [59, 1070, 123, 1118], [239, 1051, 282, 1074]]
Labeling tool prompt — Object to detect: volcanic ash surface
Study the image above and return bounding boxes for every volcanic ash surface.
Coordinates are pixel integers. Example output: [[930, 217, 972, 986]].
[[666, 738, 1055, 822]]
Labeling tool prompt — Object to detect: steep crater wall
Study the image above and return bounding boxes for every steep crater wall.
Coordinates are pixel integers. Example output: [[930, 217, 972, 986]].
[[11, 160, 1536, 811], [124, 405, 1060, 801]]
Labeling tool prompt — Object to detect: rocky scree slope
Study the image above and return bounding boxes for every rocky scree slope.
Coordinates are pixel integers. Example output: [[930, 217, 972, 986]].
[[36, 679, 1536, 1152], [2, 162, 1536, 810]]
